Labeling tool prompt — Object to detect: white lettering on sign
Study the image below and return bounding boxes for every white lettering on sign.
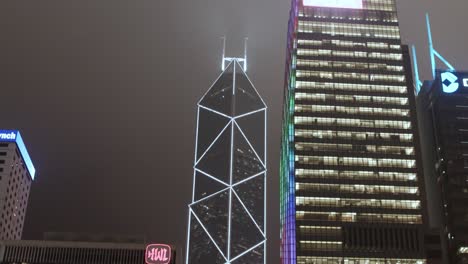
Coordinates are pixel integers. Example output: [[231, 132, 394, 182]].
[[463, 78, 468, 87], [145, 244, 172, 264], [0, 132, 16, 140]]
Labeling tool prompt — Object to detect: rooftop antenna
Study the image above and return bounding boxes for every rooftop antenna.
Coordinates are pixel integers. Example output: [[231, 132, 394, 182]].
[[221, 37, 248, 72], [243, 37, 248, 72], [221, 36, 226, 71], [412, 13, 456, 95], [426, 13, 455, 77]]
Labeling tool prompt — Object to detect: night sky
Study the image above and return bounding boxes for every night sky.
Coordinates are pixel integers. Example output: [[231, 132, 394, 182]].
[[1, 0, 468, 263]]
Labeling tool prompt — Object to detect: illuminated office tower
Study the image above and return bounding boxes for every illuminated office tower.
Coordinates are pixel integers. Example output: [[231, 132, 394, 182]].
[[280, 0, 428, 263], [0, 130, 35, 240], [186, 59, 267, 264]]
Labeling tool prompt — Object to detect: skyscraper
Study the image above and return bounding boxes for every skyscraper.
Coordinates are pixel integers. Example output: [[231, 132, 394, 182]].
[[186, 60, 267, 264], [0, 130, 35, 240], [417, 71, 468, 264], [280, 1, 428, 263]]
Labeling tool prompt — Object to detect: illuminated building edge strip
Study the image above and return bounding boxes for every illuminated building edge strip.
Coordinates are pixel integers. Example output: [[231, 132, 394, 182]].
[[186, 60, 267, 264], [0, 130, 35, 179]]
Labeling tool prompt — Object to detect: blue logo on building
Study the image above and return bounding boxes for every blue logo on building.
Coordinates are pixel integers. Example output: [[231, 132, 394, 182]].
[[441, 72, 460, 93]]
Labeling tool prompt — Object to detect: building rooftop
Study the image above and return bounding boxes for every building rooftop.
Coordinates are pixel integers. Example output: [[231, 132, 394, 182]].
[[0, 130, 35, 179]]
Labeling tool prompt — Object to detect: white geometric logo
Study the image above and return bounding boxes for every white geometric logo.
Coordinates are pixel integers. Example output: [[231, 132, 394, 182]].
[[441, 71, 459, 93]]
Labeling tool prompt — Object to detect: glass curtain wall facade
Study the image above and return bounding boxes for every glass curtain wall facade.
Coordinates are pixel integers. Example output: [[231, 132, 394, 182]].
[[418, 72, 468, 264], [280, 0, 428, 263], [186, 60, 267, 264]]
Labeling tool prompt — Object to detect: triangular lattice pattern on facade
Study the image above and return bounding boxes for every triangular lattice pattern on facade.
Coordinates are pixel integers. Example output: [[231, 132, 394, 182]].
[[186, 60, 267, 264]]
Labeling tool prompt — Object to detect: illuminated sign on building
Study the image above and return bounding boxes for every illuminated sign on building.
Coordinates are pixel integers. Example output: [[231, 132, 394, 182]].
[[0, 131, 16, 141], [145, 244, 172, 264], [0, 130, 36, 179], [303, 0, 363, 9], [440, 71, 468, 94]]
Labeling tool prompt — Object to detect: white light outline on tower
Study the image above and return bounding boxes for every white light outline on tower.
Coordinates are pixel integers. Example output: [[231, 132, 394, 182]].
[[190, 186, 231, 207], [233, 120, 266, 168], [234, 108, 266, 120], [185, 209, 192, 264], [227, 62, 236, 260], [193, 107, 200, 164], [232, 171, 266, 187], [190, 208, 229, 262], [194, 169, 230, 188], [193, 113, 266, 169], [195, 121, 232, 165], [241, 67, 267, 107], [221, 37, 248, 72], [186, 59, 267, 264], [263, 108, 267, 264], [229, 241, 265, 263], [198, 104, 232, 119], [232, 188, 265, 236]]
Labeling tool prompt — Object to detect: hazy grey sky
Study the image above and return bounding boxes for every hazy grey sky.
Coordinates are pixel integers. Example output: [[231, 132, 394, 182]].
[[1, 0, 468, 263]]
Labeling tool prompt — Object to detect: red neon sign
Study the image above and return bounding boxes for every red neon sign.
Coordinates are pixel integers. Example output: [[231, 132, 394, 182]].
[[145, 244, 172, 264]]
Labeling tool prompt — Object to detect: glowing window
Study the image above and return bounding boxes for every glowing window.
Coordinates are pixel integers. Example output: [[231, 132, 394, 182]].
[[303, 0, 362, 9]]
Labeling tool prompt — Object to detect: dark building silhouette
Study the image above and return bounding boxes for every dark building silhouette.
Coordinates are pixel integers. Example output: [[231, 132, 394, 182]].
[[280, 0, 430, 263], [186, 60, 267, 263], [417, 71, 468, 264], [0, 240, 176, 264]]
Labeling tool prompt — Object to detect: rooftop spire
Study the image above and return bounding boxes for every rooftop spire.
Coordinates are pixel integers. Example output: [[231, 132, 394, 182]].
[[221, 37, 248, 72]]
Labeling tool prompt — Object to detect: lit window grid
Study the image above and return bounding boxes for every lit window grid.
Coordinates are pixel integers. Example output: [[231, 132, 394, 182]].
[[295, 257, 425, 264], [296, 155, 416, 168], [295, 105, 410, 118], [296, 211, 422, 225], [295, 81, 407, 95], [281, 32, 298, 263], [295, 129, 414, 143], [296, 70, 406, 83], [295, 169, 417, 182], [298, 21, 401, 39], [300, 0, 398, 13], [296, 182, 420, 196], [363, 0, 398, 12], [281, 92, 297, 264], [297, 39, 402, 51], [281, 0, 426, 262], [296, 59, 404, 73], [295, 142, 415, 156], [458, 247, 468, 254], [297, 48, 403, 61], [0, 146, 32, 240], [294, 116, 412, 130], [295, 93, 409, 106], [296, 196, 421, 210]]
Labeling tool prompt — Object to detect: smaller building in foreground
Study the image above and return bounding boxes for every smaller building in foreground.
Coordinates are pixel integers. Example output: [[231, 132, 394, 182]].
[[0, 130, 35, 240], [0, 239, 176, 264]]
